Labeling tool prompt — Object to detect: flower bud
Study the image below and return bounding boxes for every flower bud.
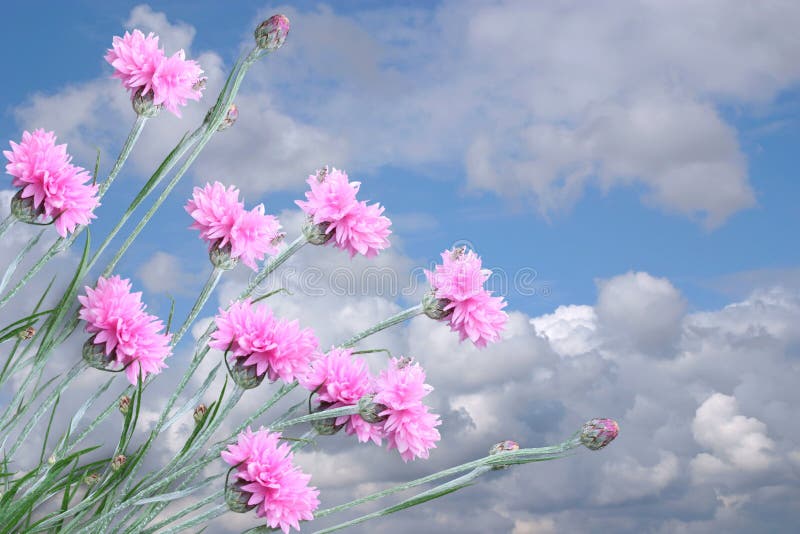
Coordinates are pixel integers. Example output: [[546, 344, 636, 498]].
[[111, 455, 127, 471], [217, 104, 239, 131], [18, 326, 35, 340], [422, 289, 453, 320], [254, 14, 290, 52], [48, 454, 56, 465], [302, 218, 333, 246], [82, 337, 117, 370], [580, 418, 619, 451], [193, 403, 208, 424], [227, 358, 265, 390], [10, 190, 44, 223], [209, 242, 239, 271], [310, 401, 343, 436], [118, 395, 131, 415], [225, 478, 257, 513], [132, 88, 161, 118], [357, 396, 387, 424], [83, 473, 100, 486]]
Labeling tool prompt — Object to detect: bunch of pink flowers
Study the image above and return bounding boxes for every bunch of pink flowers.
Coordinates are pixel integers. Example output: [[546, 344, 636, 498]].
[[300, 349, 442, 462]]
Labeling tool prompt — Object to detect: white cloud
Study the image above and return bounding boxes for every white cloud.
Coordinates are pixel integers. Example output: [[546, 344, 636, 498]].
[[530, 304, 599, 357], [691, 392, 776, 483], [596, 271, 686, 356]]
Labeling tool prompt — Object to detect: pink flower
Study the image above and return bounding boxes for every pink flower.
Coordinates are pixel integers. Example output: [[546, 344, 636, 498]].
[[185, 182, 243, 249], [151, 49, 204, 116], [374, 358, 441, 462], [185, 182, 282, 270], [105, 30, 162, 96], [300, 348, 371, 405], [4, 129, 99, 237], [78, 276, 171, 385], [296, 167, 391, 258], [105, 29, 204, 117], [222, 428, 319, 533], [230, 204, 282, 270], [210, 299, 317, 383], [425, 248, 508, 348]]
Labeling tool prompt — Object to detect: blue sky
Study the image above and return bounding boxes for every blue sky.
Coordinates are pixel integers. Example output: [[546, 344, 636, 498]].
[[2, 2, 800, 533]]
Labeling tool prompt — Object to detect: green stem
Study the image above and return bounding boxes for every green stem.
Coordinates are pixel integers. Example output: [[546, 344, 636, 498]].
[[340, 304, 424, 348], [241, 235, 308, 300], [171, 266, 224, 347], [97, 115, 148, 197], [0, 214, 16, 240]]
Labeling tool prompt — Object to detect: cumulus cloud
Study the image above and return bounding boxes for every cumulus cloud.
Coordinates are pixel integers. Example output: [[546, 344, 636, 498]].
[[691, 392, 776, 483], [246, 0, 800, 227], [137, 251, 204, 295], [595, 271, 686, 356]]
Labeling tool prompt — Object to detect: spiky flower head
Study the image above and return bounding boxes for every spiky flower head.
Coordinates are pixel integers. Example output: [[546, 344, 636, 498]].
[[105, 29, 204, 117], [210, 299, 318, 384], [4, 129, 99, 237], [78, 275, 171, 385], [374, 357, 441, 462], [222, 427, 319, 533], [296, 167, 391, 258], [425, 247, 508, 348], [186, 182, 282, 270]]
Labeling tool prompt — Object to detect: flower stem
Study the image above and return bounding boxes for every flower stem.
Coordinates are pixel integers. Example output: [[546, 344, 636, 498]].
[[340, 304, 424, 348], [0, 213, 16, 240], [97, 114, 149, 197], [171, 266, 224, 347]]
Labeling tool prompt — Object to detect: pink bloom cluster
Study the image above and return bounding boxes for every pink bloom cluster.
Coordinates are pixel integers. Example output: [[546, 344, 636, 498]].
[[222, 428, 319, 534], [78, 276, 171, 385], [210, 299, 318, 383], [4, 129, 99, 237], [185, 182, 282, 270], [301, 350, 441, 461], [296, 168, 391, 258], [105, 29, 204, 116], [426, 248, 508, 348]]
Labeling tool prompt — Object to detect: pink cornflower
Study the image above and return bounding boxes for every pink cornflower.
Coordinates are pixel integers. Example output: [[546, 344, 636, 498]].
[[230, 204, 282, 270], [4, 129, 99, 237], [78, 276, 171, 385], [296, 167, 391, 258], [105, 30, 162, 96], [425, 248, 508, 348], [185, 182, 282, 270], [300, 347, 371, 405], [222, 428, 319, 533], [210, 299, 317, 383], [151, 49, 205, 116], [300, 348, 385, 445], [105, 29, 204, 117], [374, 358, 441, 462]]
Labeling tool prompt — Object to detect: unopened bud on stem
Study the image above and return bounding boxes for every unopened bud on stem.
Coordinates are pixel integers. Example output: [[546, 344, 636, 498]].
[[118, 395, 131, 415], [254, 14, 290, 52], [194, 404, 208, 424], [580, 418, 619, 451]]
